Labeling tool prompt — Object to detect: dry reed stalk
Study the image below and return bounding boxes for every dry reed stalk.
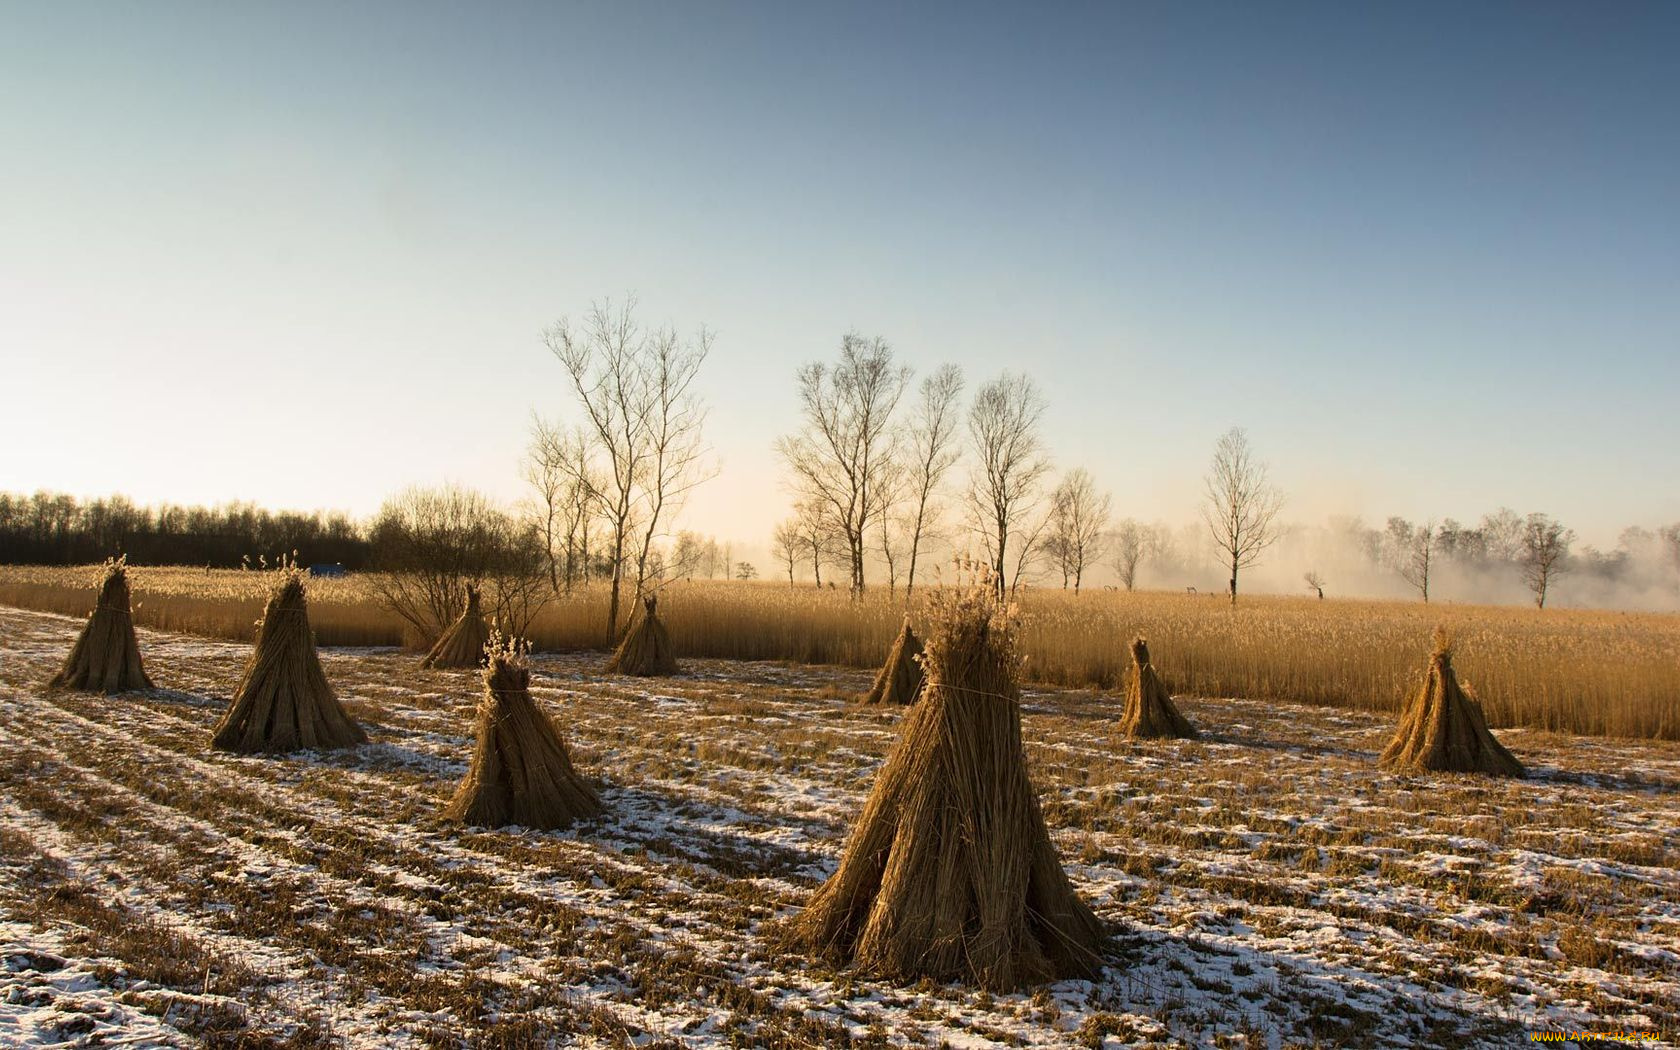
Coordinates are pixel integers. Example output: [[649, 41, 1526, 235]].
[[605, 594, 679, 676], [444, 638, 602, 829], [862, 620, 924, 705], [421, 584, 491, 669], [47, 558, 153, 694], [784, 577, 1108, 991], [1117, 638, 1198, 739], [1380, 636, 1525, 777], [210, 568, 366, 753]]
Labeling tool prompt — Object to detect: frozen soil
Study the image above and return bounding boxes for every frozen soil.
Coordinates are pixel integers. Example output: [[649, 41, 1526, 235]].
[[1, 605, 1676, 1048]]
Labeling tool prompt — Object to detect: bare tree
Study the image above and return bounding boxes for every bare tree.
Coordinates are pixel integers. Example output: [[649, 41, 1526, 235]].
[[1201, 427, 1284, 604], [1111, 519, 1150, 591], [794, 499, 846, 588], [524, 417, 599, 595], [777, 334, 911, 594], [368, 485, 551, 640], [901, 364, 964, 597], [545, 297, 713, 644], [1303, 570, 1325, 599], [669, 531, 707, 581], [967, 373, 1052, 598], [772, 519, 801, 586], [1387, 517, 1438, 602], [1662, 523, 1680, 594], [1520, 513, 1574, 608], [1480, 507, 1525, 561], [1045, 468, 1111, 592]]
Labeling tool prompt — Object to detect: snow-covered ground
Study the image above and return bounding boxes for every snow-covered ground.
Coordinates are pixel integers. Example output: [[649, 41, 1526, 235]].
[[1, 605, 1675, 1048]]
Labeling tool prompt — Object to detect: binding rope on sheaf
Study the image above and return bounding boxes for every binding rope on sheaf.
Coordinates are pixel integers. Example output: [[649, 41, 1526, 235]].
[[210, 561, 367, 754], [443, 629, 603, 829], [48, 556, 154, 694], [1380, 630, 1524, 777], [780, 562, 1109, 991]]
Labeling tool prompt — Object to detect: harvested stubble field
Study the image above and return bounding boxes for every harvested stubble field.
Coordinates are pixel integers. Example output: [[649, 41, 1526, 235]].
[[1, 606, 1677, 1048], [3, 566, 1678, 739]]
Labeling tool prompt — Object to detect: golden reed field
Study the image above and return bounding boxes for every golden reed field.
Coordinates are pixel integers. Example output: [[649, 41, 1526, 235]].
[[2, 564, 1676, 740]]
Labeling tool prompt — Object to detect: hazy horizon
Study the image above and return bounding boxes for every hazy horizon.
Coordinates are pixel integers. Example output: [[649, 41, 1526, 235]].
[[5, 3, 1677, 568]]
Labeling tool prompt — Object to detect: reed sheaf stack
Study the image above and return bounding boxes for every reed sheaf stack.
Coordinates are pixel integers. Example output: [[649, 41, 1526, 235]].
[[605, 594, 679, 676], [211, 567, 367, 753], [422, 584, 491, 669], [1117, 637, 1198, 739], [1380, 634, 1525, 777], [785, 576, 1109, 991], [445, 635, 602, 829], [862, 619, 924, 706], [47, 557, 153, 693]]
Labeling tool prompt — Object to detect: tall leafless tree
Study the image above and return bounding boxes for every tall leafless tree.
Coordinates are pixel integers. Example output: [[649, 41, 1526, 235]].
[[545, 297, 713, 644], [772, 519, 801, 586], [966, 373, 1052, 598], [1045, 468, 1110, 592], [1480, 507, 1525, 561], [1201, 427, 1284, 604], [1110, 518, 1151, 592], [1387, 517, 1438, 602], [900, 364, 964, 597], [793, 499, 846, 588], [1662, 523, 1680, 594], [776, 334, 910, 594], [1520, 513, 1574, 608], [523, 417, 598, 595]]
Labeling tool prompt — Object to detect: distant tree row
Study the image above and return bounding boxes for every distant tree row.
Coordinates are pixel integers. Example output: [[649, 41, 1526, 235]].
[[1348, 512, 1678, 608], [770, 333, 1295, 602], [0, 491, 370, 568]]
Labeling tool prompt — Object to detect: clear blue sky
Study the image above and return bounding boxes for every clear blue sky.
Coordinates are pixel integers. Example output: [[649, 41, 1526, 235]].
[[3, 1, 1676, 550]]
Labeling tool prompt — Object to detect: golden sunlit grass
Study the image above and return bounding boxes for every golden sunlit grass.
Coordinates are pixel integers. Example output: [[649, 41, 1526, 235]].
[[3, 565, 1677, 739]]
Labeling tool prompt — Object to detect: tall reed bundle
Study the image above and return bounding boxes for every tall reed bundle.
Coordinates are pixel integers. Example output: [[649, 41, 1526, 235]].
[[1117, 638, 1198, 739], [444, 637, 602, 829], [1380, 636, 1524, 777], [421, 584, 491, 669], [605, 594, 679, 676], [48, 558, 153, 693], [862, 620, 924, 705], [785, 577, 1108, 991], [211, 568, 366, 753]]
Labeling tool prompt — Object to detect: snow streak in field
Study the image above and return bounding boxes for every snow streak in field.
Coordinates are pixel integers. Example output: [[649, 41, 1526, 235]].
[[1, 606, 1676, 1048]]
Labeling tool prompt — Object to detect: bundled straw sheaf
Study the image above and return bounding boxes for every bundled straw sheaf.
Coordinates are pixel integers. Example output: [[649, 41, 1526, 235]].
[[1380, 635, 1524, 777], [1118, 638, 1198, 739], [422, 584, 491, 669], [862, 620, 924, 706], [211, 568, 367, 753], [48, 558, 153, 694], [444, 635, 602, 829], [785, 577, 1108, 991], [605, 594, 679, 676]]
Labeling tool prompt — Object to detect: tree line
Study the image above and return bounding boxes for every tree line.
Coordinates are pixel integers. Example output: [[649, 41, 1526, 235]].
[[0, 491, 369, 568]]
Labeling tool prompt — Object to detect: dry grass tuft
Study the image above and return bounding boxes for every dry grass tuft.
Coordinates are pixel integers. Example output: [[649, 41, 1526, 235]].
[[1117, 637, 1198, 740], [46, 558, 153, 694], [605, 594, 679, 676], [420, 584, 491, 669], [1380, 631, 1525, 777], [444, 634, 602, 829], [210, 567, 367, 753], [785, 574, 1109, 991], [862, 619, 924, 705]]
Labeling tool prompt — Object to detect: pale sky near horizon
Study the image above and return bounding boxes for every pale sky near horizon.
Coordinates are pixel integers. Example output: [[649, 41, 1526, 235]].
[[3, 2, 1677, 552]]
